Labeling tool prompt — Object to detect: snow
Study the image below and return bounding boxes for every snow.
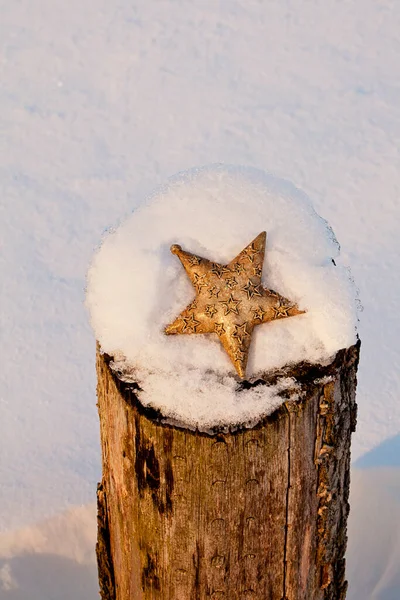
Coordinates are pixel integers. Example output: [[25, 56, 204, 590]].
[[0, 505, 97, 600], [1, 0, 400, 595], [86, 165, 358, 429]]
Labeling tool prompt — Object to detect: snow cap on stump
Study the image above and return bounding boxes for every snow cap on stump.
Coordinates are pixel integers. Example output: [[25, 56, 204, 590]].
[[86, 165, 358, 431]]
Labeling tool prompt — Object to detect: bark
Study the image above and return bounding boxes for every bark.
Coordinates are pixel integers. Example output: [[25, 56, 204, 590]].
[[96, 341, 360, 600]]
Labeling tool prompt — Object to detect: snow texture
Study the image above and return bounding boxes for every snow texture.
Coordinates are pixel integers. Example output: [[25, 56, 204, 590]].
[[86, 165, 358, 429], [1, 5, 400, 597]]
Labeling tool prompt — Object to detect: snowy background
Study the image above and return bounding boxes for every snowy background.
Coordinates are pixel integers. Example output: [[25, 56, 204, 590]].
[[0, 1, 399, 598]]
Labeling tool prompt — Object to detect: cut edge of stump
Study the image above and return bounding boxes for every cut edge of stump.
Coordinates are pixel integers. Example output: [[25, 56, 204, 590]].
[[98, 338, 360, 438]]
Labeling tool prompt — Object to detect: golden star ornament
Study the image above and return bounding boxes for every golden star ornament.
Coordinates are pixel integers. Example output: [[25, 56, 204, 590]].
[[165, 232, 305, 379]]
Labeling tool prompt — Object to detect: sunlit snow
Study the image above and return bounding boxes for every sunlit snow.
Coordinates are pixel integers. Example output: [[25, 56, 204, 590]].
[[87, 165, 358, 429]]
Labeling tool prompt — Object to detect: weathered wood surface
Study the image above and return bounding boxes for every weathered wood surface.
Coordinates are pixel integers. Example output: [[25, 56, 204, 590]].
[[96, 342, 359, 600]]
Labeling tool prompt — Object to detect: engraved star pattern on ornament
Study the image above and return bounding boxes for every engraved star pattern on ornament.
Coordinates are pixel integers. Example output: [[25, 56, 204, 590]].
[[243, 243, 258, 263], [225, 276, 238, 289], [219, 293, 241, 316], [209, 285, 220, 298], [272, 302, 292, 319], [214, 322, 226, 336], [193, 272, 207, 292], [205, 304, 218, 318], [182, 314, 200, 333], [234, 348, 245, 363], [165, 232, 306, 378], [252, 306, 267, 321], [233, 262, 245, 274], [253, 265, 262, 278], [232, 322, 251, 343], [187, 299, 197, 311], [242, 280, 262, 299], [211, 263, 230, 278]]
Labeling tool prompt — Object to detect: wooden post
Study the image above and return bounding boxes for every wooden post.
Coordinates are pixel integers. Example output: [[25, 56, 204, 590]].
[[96, 341, 360, 600]]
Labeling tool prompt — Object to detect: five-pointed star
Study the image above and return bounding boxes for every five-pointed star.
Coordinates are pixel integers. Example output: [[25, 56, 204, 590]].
[[165, 232, 305, 378]]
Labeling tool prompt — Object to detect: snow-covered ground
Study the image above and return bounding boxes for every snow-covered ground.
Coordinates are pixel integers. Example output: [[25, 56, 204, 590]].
[[1, 0, 399, 597]]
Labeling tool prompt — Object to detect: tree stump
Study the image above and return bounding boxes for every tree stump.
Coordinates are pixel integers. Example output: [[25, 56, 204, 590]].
[[96, 341, 360, 600]]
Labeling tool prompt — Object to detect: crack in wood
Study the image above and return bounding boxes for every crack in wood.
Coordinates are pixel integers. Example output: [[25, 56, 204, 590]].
[[96, 482, 116, 600], [281, 402, 292, 600]]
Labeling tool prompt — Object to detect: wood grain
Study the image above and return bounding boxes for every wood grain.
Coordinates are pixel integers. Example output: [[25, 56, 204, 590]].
[[96, 341, 359, 600]]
